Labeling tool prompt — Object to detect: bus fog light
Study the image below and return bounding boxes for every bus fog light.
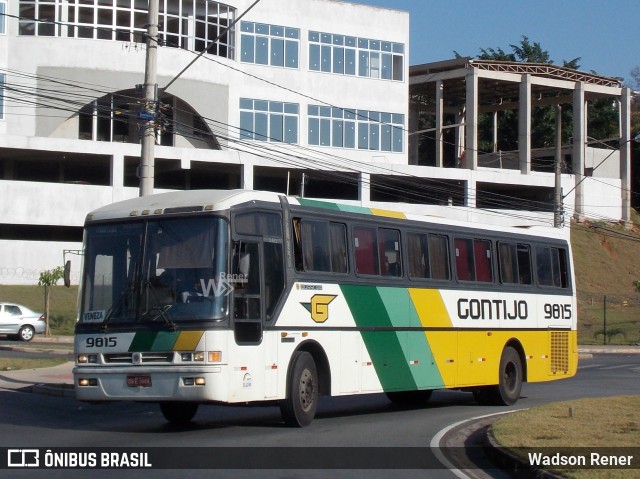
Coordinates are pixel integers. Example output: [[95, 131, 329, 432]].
[[208, 351, 222, 363], [78, 378, 97, 387], [183, 378, 195, 386], [195, 377, 206, 386]]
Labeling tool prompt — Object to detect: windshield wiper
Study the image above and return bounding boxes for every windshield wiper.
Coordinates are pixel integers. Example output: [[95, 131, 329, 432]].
[[101, 284, 135, 331], [143, 304, 177, 330], [141, 281, 177, 330]]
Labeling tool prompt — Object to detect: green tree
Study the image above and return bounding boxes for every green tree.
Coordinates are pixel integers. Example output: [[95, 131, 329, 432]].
[[38, 266, 64, 336]]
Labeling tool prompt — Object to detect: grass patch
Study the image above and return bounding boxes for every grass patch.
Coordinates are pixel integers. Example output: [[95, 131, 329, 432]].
[[492, 396, 640, 478], [571, 222, 640, 345], [0, 357, 69, 371]]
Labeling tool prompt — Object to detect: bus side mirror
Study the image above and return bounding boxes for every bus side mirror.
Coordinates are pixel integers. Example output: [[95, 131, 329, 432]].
[[64, 260, 71, 288]]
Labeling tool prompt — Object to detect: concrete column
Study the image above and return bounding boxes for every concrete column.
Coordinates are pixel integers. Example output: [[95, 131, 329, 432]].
[[519, 74, 532, 174], [572, 83, 586, 221], [435, 80, 444, 168], [465, 178, 476, 208], [359, 172, 371, 204], [242, 162, 254, 190], [455, 110, 464, 166], [111, 154, 124, 188], [620, 88, 631, 226], [465, 69, 478, 170]]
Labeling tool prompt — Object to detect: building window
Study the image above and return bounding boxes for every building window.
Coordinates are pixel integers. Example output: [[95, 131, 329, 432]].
[[0, 1, 6, 35], [309, 31, 404, 81], [239, 98, 299, 143], [308, 106, 403, 152], [240, 21, 299, 68], [17, 0, 235, 59]]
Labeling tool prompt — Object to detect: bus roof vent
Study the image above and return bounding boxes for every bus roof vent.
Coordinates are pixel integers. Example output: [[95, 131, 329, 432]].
[[164, 206, 205, 214]]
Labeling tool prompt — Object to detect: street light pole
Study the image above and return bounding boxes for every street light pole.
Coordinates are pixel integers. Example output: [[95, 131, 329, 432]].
[[139, 0, 159, 197]]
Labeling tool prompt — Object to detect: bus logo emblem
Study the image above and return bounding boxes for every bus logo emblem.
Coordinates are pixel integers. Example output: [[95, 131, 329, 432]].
[[301, 295, 337, 323]]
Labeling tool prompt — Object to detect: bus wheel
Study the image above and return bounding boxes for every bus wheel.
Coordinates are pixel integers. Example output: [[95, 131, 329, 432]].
[[280, 351, 318, 427], [160, 402, 198, 425], [474, 347, 522, 406], [386, 390, 433, 406]]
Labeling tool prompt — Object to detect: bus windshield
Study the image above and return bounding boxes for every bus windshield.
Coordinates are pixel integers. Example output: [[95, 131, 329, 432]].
[[80, 216, 229, 327]]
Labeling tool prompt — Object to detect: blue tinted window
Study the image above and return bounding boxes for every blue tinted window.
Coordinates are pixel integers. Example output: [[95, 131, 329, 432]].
[[308, 31, 403, 81], [271, 38, 284, 67], [307, 105, 404, 153], [240, 34, 255, 63], [240, 99, 299, 144], [308, 118, 320, 145], [241, 21, 299, 69], [309, 43, 320, 71]]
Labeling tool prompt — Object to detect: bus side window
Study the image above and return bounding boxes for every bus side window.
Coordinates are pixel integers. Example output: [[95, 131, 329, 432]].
[[379, 228, 401, 277], [354, 226, 379, 275]]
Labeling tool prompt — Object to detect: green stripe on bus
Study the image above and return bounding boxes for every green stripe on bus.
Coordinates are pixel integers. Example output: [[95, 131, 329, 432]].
[[378, 288, 446, 389], [340, 285, 417, 392], [297, 198, 371, 215], [129, 331, 179, 352]]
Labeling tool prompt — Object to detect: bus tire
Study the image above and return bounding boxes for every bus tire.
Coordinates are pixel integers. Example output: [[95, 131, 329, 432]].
[[473, 347, 522, 406], [386, 389, 433, 406], [496, 346, 523, 405], [280, 351, 318, 427], [160, 402, 198, 425]]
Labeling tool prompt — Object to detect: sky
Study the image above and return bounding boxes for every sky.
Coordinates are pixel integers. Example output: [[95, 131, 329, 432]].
[[346, 0, 639, 84]]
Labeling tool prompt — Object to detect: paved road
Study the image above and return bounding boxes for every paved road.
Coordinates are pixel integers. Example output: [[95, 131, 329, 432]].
[[0, 353, 639, 478]]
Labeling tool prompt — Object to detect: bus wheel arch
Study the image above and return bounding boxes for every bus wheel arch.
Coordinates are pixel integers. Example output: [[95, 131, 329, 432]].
[[280, 341, 331, 427]]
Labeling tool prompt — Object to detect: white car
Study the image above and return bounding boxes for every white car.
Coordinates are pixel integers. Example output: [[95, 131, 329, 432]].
[[0, 303, 46, 342]]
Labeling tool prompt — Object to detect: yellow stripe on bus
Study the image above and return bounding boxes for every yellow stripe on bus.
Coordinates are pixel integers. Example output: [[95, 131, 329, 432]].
[[370, 208, 407, 219], [173, 331, 205, 351]]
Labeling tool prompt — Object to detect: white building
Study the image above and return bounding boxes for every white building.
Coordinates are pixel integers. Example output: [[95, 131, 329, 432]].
[[0, 0, 631, 284]]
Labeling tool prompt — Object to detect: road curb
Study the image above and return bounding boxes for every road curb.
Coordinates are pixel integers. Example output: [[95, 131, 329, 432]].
[[484, 424, 565, 478]]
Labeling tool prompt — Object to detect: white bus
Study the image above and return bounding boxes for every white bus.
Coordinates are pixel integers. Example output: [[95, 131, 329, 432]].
[[74, 189, 577, 426]]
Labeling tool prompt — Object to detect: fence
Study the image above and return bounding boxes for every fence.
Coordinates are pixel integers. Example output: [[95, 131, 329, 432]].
[[577, 291, 640, 345]]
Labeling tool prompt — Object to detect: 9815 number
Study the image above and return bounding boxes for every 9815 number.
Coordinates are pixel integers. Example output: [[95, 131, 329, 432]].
[[543, 303, 572, 320], [86, 337, 117, 348]]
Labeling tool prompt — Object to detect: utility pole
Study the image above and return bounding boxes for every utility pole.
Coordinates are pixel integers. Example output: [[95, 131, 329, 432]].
[[554, 104, 563, 228], [139, 0, 159, 197]]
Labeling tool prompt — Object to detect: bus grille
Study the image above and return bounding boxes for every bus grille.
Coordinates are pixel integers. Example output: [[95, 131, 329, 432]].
[[103, 352, 174, 364], [550, 331, 569, 373]]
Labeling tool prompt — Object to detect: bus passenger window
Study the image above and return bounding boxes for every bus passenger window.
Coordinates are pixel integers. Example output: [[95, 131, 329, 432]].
[[329, 222, 348, 273], [429, 234, 450, 280], [455, 238, 493, 283], [354, 226, 379, 275], [293, 219, 348, 274], [536, 246, 568, 288], [379, 228, 401, 277]]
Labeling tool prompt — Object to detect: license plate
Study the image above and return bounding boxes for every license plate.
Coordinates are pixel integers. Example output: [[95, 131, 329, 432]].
[[127, 375, 152, 387]]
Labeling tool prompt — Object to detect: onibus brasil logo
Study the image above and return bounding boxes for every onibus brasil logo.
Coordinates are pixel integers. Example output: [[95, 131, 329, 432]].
[[197, 273, 247, 297]]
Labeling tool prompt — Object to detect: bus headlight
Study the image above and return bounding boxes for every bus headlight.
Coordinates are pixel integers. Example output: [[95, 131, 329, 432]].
[[77, 354, 98, 364]]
